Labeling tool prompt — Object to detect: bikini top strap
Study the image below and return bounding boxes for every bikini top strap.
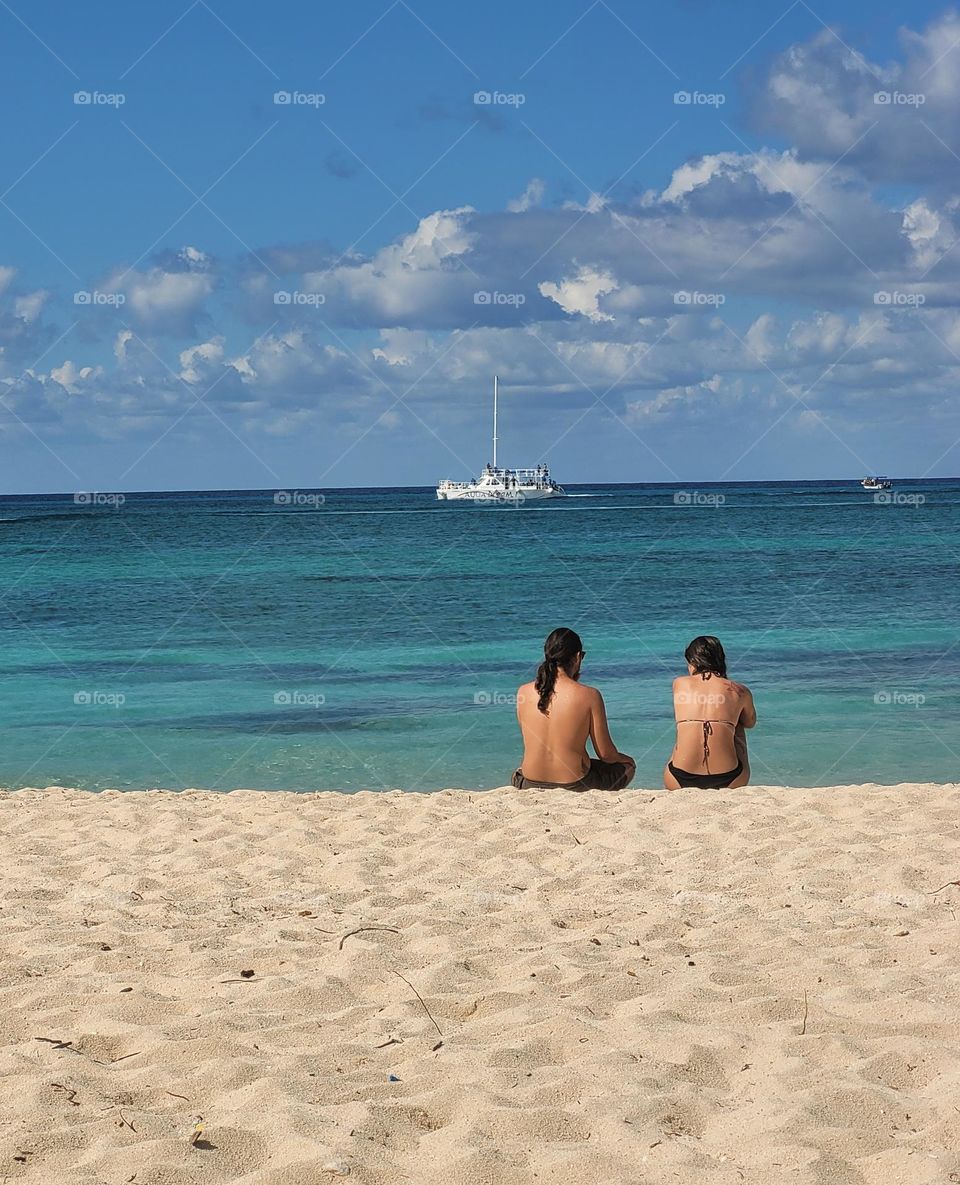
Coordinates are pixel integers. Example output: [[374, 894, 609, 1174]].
[[675, 718, 736, 727], [676, 718, 737, 773]]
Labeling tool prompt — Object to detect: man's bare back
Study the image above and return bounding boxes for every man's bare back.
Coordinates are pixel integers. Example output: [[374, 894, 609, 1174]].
[[512, 628, 635, 792]]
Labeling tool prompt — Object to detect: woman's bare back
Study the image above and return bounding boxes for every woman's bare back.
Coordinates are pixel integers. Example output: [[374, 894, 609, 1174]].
[[670, 673, 754, 774]]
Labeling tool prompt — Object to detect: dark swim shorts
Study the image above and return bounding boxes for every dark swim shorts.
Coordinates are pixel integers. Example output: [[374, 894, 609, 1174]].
[[511, 758, 632, 792]]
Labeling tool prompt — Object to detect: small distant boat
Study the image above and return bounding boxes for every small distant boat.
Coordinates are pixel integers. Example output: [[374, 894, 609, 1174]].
[[436, 376, 564, 503], [861, 476, 893, 490]]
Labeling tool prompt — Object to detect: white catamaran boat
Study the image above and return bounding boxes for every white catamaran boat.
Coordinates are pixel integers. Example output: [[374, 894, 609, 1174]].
[[861, 476, 893, 490], [436, 377, 564, 503]]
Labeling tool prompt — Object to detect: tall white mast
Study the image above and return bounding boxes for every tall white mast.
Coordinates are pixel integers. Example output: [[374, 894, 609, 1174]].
[[492, 374, 498, 468]]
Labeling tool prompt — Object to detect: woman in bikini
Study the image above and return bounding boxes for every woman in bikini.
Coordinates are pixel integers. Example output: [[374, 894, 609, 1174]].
[[664, 635, 755, 790]]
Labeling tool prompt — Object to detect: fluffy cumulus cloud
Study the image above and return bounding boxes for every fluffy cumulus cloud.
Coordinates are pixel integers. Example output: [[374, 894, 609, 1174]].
[[48, 360, 105, 394], [103, 246, 216, 334], [296, 208, 484, 330], [4, 12, 960, 468], [238, 141, 950, 337], [178, 337, 225, 384], [507, 178, 546, 213], [0, 268, 59, 382], [539, 266, 618, 322], [626, 374, 727, 424], [751, 12, 960, 183]]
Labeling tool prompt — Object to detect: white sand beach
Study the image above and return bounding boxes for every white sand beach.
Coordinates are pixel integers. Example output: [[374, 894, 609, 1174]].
[[1, 783, 958, 1185]]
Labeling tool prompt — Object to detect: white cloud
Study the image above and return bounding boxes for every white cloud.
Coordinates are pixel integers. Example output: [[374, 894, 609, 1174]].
[[752, 12, 960, 182], [103, 247, 216, 333], [49, 360, 104, 394], [372, 329, 434, 368], [507, 178, 546, 213], [660, 151, 745, 203], [179, 337, 225, 383], [561, 192, 606, 213], [295, 207, 479, 328], [539, 266, 618, 322], [114, 330, 134, 363], [745, 313, 778, 363], [626, 373, 727, 422], [120, 269, 214, 330], [14, 290, 49, 323]]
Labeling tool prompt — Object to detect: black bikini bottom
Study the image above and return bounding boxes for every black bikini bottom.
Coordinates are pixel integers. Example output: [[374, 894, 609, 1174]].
[[668, 760, 742, 789]]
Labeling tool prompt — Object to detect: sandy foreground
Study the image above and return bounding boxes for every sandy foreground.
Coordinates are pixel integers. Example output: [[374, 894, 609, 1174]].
[[0, 784, 958, 1185]]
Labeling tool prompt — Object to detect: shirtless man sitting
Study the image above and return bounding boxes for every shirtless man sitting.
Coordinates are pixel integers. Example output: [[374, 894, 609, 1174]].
[[512, 627, 635, 792]]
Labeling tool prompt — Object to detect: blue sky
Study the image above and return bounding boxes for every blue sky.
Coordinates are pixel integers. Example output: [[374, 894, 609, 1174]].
[[1, 0, 959, 491]]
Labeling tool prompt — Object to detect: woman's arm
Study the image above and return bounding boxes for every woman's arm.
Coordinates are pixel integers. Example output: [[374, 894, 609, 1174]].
[[737, 686, 757, 729]]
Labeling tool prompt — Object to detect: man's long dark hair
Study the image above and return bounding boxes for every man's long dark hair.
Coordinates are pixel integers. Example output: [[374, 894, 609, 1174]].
[[684, 635, 727, 679], [535, 627, 583, 713]]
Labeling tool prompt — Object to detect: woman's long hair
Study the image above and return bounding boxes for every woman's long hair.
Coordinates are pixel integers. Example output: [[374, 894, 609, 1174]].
[[684, 635, 727, 679], [535, 627, 583, 713]]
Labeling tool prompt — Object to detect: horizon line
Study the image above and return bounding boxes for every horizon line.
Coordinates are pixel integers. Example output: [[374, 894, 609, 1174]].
[[0, 476, 955, 499]]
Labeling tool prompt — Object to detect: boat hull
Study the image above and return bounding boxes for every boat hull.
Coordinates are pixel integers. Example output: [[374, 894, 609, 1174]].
[[437, 486, 561, 502]]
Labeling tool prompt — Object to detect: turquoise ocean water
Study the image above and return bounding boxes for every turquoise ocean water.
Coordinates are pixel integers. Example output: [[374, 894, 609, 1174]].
[[0, 481, 957, 792]]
